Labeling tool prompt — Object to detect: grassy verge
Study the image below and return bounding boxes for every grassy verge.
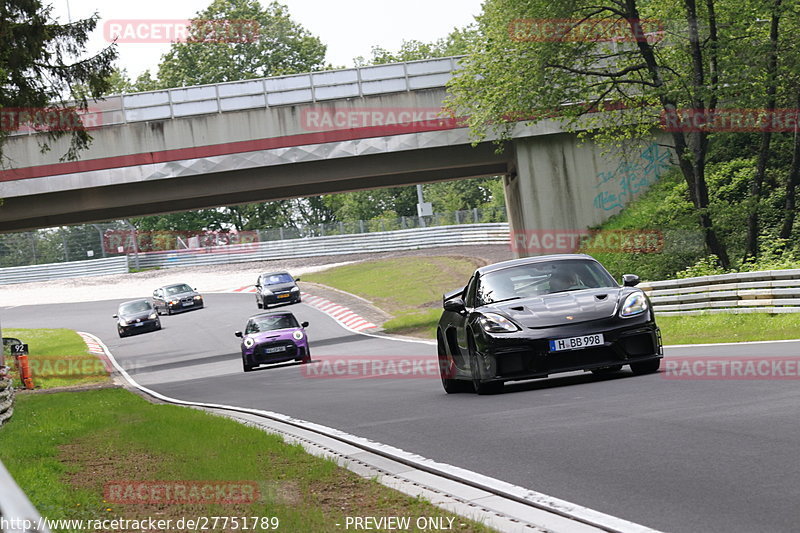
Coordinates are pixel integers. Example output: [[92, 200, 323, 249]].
[[0, 389, 490, 532], [304, 256, 480, 338], [657, 313, 800, 345], [0, 329, 490, 531], [303, 258, 800, 345], [2, 328, 110, 389]]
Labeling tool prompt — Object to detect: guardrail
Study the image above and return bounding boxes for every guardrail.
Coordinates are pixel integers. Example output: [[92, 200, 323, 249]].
[[640, 269, 800, 316], [133, 223, 510, 270], [9, 57, 460, 136], [0, 256, 129, 285]]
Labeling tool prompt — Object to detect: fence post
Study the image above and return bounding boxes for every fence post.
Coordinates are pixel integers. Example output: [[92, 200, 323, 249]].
[[455, 211, 461, 225], [473, 208, 479, 223], [62, 231, 70, 262], [359, 220, 365, 233]]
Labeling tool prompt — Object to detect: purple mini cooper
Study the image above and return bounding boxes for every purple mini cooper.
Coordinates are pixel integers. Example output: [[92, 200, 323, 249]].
[[235, 311, 310, 372]]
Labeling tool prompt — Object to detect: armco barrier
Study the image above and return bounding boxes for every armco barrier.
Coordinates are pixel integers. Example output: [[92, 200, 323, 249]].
[[0, 375, 13, 427], [132, 223, 511, 270], [0, 256, 129, 285], [640, 269, 800, 316]]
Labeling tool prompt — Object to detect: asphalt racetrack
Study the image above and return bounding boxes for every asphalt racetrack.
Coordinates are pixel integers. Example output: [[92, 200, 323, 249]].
[[6, 294, 800, 533]]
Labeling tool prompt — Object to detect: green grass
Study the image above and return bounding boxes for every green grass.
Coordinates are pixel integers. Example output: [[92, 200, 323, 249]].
[[0, 389, 490, 532], [2, 328, 110, 389], [305, 256, 479, 337], [658, 313, 800, 345]]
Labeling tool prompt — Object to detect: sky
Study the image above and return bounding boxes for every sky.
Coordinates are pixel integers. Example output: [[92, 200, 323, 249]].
[[50, 0, 485, 77]]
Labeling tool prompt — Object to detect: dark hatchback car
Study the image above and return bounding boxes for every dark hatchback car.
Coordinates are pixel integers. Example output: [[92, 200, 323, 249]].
[[152, 283, 204, 315], [255, 271, 301, 308], [235, 311, 310, 372], [114, 299, 161, 337], [437, 254, 663, 394]]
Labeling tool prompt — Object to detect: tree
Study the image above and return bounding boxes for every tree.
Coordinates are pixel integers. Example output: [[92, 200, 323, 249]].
[[355, 26, 478, 66], [444, 0, 799, 268], [0, 1, 117, 162], [157, 0, 327, 87]]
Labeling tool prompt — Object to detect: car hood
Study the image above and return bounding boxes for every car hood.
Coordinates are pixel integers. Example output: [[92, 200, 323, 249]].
[[120, 310, 155, 321], [248, 328, 300, 342], [485, 287, 624, 328], [262, 282, 296, 292]]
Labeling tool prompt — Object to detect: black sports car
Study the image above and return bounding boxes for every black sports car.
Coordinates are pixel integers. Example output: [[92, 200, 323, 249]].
[[437, 254, 663, 394], [255, 271, 301, 308], [152, 283, 204, 315], [114, 299, 161, 337]]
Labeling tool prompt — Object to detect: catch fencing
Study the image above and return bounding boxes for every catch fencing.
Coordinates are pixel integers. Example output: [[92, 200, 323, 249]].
[[133, 223, 511, 270], [641, 269, 800, 316]]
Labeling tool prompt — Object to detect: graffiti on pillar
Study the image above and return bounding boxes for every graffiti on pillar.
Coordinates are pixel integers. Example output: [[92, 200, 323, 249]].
[[593, 143, 672, 211]]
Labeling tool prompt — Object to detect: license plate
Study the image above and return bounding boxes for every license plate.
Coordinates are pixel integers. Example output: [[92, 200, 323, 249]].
[[264, 346, 286, 354], [277, 294, 290, 299], [549, 334, 604, 352], [133, 322, 143, 327], [182, 301, 193, 307]]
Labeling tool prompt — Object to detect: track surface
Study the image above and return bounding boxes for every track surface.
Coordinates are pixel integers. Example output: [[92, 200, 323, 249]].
[[6, 295, 800, 533]]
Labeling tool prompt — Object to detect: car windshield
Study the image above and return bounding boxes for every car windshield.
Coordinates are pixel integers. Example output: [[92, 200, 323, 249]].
[[262, 273, 294, 285], [165, 284, 193, 295], [477, 259, 618, 304], [119, 301, 152, 314], [245, 314, 299, 334]]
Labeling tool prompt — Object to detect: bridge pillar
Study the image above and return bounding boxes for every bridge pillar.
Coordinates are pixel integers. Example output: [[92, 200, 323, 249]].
[[505, 133, 673, 257]]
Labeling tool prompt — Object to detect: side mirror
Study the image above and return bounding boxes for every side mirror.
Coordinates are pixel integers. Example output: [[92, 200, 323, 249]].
[[444, 298, 466, 313], [301, 321, 309, 328], [234, 331, 243, 338], [622, 274, 640, 287], [294, 277, 301, 282], [112, 314, 118, 319]]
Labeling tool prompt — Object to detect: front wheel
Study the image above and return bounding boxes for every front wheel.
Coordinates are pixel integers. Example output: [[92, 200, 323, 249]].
[[631, 359, 661, 375], [242, 355, 254, 372], [438, 334, 471, 393], [469, 340, 502, 395]]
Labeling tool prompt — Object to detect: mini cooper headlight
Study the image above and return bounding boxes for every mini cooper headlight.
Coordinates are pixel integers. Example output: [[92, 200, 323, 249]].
[[620, 291, 648, 318], [292, 330, 304, 340], [148, 312, 157, 320], [243, 337, 255, 348], [479, 313, 519, 333]]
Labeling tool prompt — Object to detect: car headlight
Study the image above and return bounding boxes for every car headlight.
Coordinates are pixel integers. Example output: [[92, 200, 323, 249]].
[[119, 319, 128, 326], [292, 330, 304, 340], [243, 337, 255, 348], [290, 287, 300, 292], [148, 312, 157, 320], [479, 313, 519, 333], [193, 295, 203, 300], [620, 291, 648, 318], [169, 300, 179, 305]]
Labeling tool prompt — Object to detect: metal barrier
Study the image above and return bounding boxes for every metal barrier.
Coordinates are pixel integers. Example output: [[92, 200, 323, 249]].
[[640, 269, 800, 316], [9, 57, 460, 135], [0, 256, 129, 285], [133, 223, 510, 270], [0, 376, 12, 427]]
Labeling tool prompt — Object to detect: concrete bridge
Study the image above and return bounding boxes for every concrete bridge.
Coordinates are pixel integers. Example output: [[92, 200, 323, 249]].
[[0, 57, 672, 250]]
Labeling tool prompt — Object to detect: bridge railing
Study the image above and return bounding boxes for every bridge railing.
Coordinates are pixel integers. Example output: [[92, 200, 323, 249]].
[[8, 57, 460, 136]]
